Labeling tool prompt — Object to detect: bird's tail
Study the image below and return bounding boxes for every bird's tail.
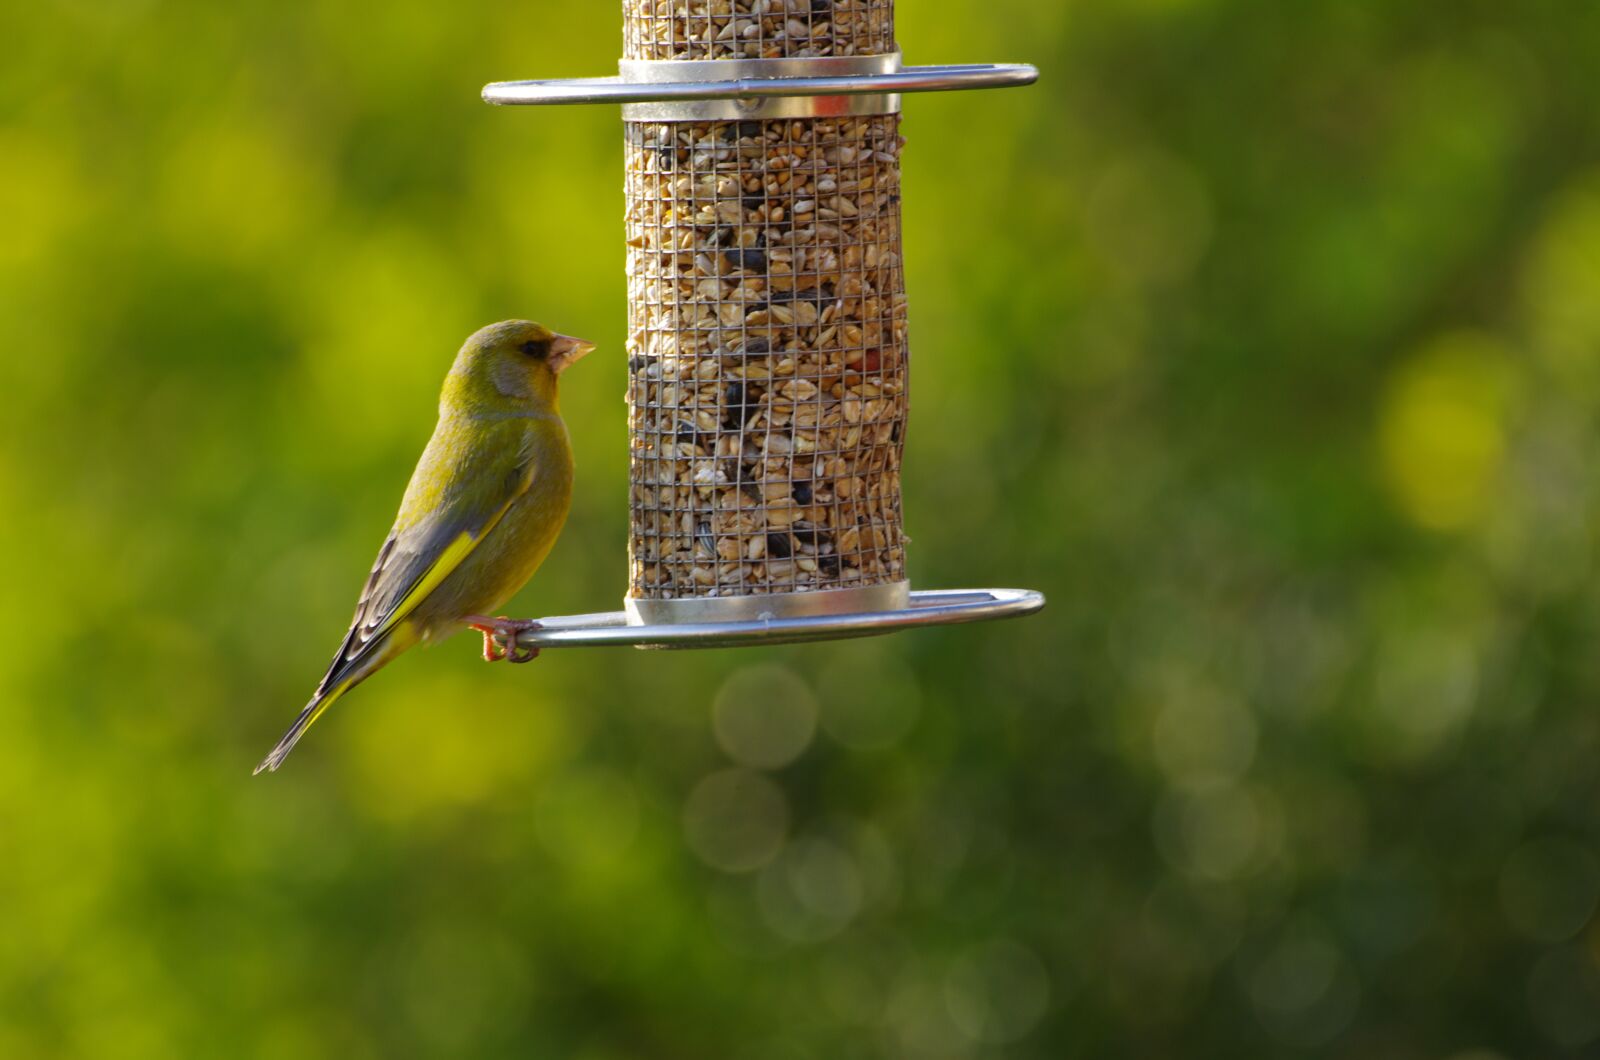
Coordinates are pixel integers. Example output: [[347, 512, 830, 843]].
[[253, 678, 356, 775]]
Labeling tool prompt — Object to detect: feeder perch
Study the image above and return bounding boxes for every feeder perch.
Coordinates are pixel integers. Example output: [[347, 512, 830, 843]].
[[484, 0, 1044, 650]]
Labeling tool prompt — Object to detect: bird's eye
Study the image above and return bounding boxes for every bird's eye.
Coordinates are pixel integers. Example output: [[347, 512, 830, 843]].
[[520, 339, 550, 359]]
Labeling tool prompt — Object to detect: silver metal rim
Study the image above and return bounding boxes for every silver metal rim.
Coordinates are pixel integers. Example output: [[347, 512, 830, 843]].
[[625, 581, 909, 625], [620, 53, 902, 84], [508, 588, 1045, 650], [621, 94, 900, 121], [481, 62, 1039, 108]]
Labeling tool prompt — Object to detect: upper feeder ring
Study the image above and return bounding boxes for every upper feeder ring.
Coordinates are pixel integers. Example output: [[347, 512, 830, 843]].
[[483, 55, 1038, 119]]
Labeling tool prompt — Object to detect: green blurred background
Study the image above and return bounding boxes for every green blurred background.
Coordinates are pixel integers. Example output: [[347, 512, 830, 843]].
[[5, 0, 1600, 1056]]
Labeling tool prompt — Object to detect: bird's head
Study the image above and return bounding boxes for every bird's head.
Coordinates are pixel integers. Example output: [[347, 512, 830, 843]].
[[445, 320, 597, 413]]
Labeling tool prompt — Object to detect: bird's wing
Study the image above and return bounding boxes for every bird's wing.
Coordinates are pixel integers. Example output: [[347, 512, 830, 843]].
[[315, 421, 537, 696]]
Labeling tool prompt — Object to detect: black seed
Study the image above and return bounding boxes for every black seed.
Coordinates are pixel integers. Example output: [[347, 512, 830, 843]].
[[792, 482, 812, 505], [770, 279, 835, 306], [628, 355, 658, 374], [739, 337, 771, 357], [675, 421, 698, 441], [722, 460, 742, 484], [710, 227, 733, 248], [720, 383, 764, 428], [819, 554, 840, 576], [738, 120, 763, 138], [811, 0, 832, 12], [890, 421, 901, 443], [791, 526, 828, 549], [730, 382, 763, 409], [766, 533, 793, 559], [722, 382, 746, 429], [742, 190, 768, 208], [724, 247, 767, 272], [742, 481, 764, 503], [653, 145, 677, 170], [696, 522, 714, 556]]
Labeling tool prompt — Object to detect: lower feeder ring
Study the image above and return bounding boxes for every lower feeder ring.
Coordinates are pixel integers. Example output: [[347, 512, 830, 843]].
[[501, 588, 1045, 651]]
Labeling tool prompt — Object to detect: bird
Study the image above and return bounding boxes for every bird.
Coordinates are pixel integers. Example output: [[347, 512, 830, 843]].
[[255, 320, 596, 774]]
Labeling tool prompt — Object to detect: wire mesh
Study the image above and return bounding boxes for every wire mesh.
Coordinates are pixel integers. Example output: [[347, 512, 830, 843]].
[[624, 114, 909, 599], [624, 0, 896, 62], [622, 0, 906, 603]]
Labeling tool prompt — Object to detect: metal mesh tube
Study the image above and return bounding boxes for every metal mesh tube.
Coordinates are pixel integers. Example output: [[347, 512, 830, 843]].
[[624, 0, 896, 61], [623, 0, 908, 604]]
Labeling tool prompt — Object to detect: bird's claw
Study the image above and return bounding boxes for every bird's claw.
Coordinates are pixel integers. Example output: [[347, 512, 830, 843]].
[[465, 617, 542, 664]]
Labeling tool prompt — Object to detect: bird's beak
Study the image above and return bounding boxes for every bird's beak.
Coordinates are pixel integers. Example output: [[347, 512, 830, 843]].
[[548, 334, 597, 374]]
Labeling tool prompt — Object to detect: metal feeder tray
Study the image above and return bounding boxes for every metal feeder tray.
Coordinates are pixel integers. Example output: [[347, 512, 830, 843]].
[[508, 588, 1044, 651], [483, 38, 1045, 649]]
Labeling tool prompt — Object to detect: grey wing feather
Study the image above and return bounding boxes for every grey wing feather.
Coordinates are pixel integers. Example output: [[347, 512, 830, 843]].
[[314, 533, 399, 698]]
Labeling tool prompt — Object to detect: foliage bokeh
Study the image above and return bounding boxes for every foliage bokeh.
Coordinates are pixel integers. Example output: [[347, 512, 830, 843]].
[[5, 1, 1600, 1056]]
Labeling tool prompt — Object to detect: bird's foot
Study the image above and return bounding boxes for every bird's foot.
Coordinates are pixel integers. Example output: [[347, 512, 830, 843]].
[[464, 616, 542, 664]]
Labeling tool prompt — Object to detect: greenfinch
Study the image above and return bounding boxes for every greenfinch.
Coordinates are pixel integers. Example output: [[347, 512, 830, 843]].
[[255, 320, 596, 774]]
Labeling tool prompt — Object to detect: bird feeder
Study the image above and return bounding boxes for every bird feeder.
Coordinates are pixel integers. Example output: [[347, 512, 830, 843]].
[[483, 0, 1044, 649]]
